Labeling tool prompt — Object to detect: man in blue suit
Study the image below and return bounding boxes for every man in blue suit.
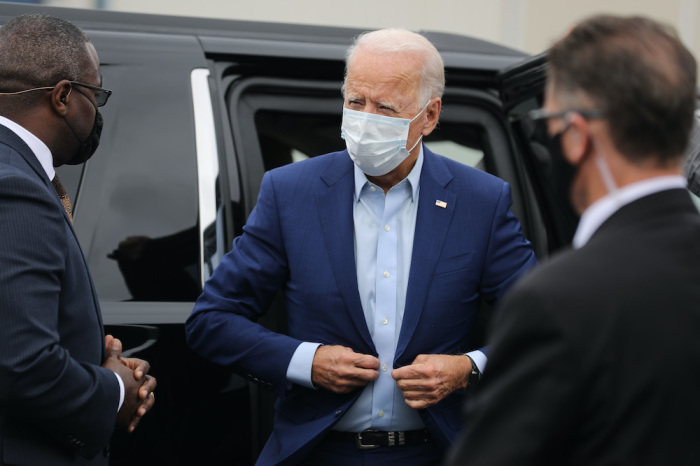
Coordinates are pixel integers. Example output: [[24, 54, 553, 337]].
[[186, 28, 536, 465], [0, 14, 156, 465]]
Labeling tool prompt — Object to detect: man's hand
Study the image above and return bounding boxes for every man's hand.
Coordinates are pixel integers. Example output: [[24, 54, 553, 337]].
[[311, 345, 380, 394], [119, 354, 157, 433], [392, 354, 471, 409], [102, 335, 157, 433]]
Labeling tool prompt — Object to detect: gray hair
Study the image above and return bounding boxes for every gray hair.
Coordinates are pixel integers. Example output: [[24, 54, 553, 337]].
[[343, 28, 445, 108]]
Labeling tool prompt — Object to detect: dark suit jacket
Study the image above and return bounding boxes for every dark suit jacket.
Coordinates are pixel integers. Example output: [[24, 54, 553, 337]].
[[450, 188, 700, 466], [0, 125, 119, 465], [186, 146, 537, 465]]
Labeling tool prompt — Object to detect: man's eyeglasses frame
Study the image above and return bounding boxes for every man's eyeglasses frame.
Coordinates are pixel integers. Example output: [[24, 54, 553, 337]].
[[528, 108, 604, 122], [69, 81, 112, 107]]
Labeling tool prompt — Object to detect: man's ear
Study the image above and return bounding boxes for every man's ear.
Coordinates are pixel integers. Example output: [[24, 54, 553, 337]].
[[563, 113, 592, 165], [51, 80, 72, 115], [422, 97, 442, 136]]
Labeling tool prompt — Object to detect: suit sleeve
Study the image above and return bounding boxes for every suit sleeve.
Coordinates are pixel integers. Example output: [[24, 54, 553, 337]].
[[447, 278, 581, 466], [0, 172, 119, 457], [186, 171, 303, 398], [468, 182, 537, 356], [480, 182, 538, 305]]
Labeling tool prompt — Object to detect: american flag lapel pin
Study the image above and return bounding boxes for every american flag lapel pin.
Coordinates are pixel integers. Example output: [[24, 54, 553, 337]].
[[435, 200, 447, 208]]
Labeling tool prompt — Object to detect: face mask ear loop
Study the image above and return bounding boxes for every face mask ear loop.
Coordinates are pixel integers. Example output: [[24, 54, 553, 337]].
[[594, 148, 619, 194], [569, 112, 618, 196], [406, 101, 431, 153], [580, 113, 617, 196], [410, 101, 431, 123], [585, 124, 618, 201], [407, 134, 423, 153]]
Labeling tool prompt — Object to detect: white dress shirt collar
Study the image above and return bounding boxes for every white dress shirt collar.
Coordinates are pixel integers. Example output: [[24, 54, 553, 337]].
[[573, 175, 687, 249], [0, 115, 55, 180], [353, 144, 424, 201]]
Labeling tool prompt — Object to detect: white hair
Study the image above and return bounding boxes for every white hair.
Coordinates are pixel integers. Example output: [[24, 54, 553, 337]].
[[343, 28, 445, 109]]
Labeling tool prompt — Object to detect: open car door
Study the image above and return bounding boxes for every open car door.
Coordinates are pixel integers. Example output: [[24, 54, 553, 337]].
[[498, 52, 580, 254]]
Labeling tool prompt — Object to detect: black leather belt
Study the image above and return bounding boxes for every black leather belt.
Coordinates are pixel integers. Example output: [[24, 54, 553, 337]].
[[330, 429, 432, 450]]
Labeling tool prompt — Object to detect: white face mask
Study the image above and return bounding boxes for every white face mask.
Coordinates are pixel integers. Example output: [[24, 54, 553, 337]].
[[341, 103, 428, 176]]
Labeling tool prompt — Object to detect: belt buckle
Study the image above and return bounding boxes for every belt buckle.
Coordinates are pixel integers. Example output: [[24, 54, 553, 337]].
[[355, 430, 380, 450], [388, 431, 406, 447]]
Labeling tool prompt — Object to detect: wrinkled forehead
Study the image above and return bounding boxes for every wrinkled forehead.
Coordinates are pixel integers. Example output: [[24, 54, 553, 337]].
[[345, 49, 423, 97]]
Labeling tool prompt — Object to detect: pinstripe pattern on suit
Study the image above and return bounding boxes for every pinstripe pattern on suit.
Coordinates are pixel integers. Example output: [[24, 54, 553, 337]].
[[0, 124, 118, 465]]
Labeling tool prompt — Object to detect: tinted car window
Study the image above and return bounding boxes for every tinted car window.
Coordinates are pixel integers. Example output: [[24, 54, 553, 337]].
[[255, 110, 487, 172], [58, 32, 205, 303], [228, 79, 536, 248]]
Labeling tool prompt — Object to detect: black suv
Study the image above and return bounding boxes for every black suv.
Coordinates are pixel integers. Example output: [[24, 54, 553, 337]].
[[0, 3, 559, 465]]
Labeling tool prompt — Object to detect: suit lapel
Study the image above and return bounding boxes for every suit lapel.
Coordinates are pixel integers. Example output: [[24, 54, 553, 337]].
[[396, 148, 455, 359], [316, 153, 375, 352], [0, 124, 106, 356], [0, 124, 51, 185], [0, 125, 74, 225]]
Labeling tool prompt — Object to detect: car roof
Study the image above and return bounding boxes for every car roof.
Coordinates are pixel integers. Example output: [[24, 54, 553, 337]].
[[0, 2, 527, 70]]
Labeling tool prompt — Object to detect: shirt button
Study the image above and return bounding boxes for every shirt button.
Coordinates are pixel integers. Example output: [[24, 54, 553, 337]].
[[370, 186, 377, 192], [382, 364, 388, 372], [378, 410, 385, 418], [383, 271, 389, 278], [382, 318, 388, 325], [384, 224, 390, 231]]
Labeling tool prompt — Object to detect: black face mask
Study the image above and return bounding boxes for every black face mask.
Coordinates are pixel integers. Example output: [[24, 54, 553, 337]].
[[62, 88, 104, 165], [65, 110, 103, 165], [531, 119, 580, 242]]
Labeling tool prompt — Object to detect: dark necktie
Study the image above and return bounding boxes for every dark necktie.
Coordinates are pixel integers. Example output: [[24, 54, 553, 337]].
[[52, 175, 73, 222]]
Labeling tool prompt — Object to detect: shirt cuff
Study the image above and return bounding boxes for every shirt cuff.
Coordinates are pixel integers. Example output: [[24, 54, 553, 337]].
[[286, 342, 322, 389], [466, 349, 487, 373], [114, 372, 125, 412]]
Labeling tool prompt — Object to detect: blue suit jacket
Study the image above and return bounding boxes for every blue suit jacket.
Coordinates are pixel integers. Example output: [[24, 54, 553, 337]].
[[0, 125, 118, 465], [186, 146, 536, 465]]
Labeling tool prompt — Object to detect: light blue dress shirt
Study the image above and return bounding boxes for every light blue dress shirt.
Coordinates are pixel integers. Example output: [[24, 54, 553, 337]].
[[287, 146, 484, 431], [333, 147, 424, 431]]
